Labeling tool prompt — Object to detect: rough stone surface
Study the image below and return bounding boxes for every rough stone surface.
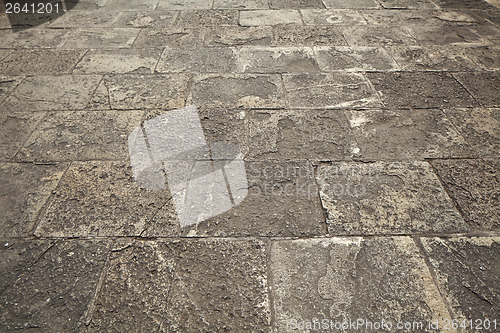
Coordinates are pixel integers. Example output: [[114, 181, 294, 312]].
[[430, 159, 500, 231], [0, 49, 85, 75], [273, 25, 348, 46], [0, 29, 67, 48], [176, 9, 239, 26], [157, 47, 238, 73], [239, 9, 302, 26], [133, 28, 206, 48], [62, 28, 141, 49], [454, 72, 500, 107], [346, 109, 472, 159], [271, 237, 452, 332], [205, 26, 274, 46], [74, 49, 162, 74], [0, 111, 46, 161], [113, 11, 178, 28], [238, 47, 320, 73], [315, 46, 400, 71], [316, 161, 467, 234], [322, 0, 379, 8], [270, 0, 324, 9], [463, 45, 500, 71], [342, 25, 418, 46], [214, 0, 269, 9], [300, 8, 367, 25], [407, 24, 487, 45]]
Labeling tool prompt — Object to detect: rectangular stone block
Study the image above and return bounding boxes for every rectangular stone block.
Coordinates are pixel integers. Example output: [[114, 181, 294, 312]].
[[269, 0, 324, 9], [204, 26, 274, 46], [0, 111, 46, 161], [176, 10, 239, 27], [73, 49, 162, 74], [407, 24, 487, 45], [322, 0, 379, 8], [239, 9, 302, 26], [453, 72, 500, 107], [462, 45, 500, 71], [237, 47, 320, 73], [0, 49, 86, 75], [274, 25, 348, 45], [214, 0, 269, 9], [62, 28, 140, 49], [315, 46, 400, 71], [157, 0, 213, 10], [301, 9, 367, 25], [156, 47, 238, 73], [342, 25, 418, 46], [316, 161, 468, 234], [378, 0, 437, 9], [112, 11, 178, 28], [48, 10, 120, 28], [0, 29, 67, 48], [133, 28, 206, 48]]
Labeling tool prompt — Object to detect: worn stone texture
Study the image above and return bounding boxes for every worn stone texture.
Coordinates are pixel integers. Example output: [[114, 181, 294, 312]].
[[176, 10, 239, 27], [273, 25, 348, 46], [214, 0, 269, 9], [346, 109, 472, 159], [35, 161, 176, 237], [205, 26, 274, 46], [463, 45, 500, 70], [367, 72, 478, 109], [430, 159, 500, 231], [0, 240, 109, 331], [74, 49, 162, 74], [239, 9, 302, 26], [15, 111, 143, 162], [322, 0, 379, 8], [62, 28, 141, 49], [112, 11, 178, 28], [342, 25, 418, 46], [48, 10, 121, 28], [271, 237, 452, 332], [269, 0, 325, 9], [315, 46, 400, 71], [421, 237, 500, 322], [0, 111, 46, 161], [453, 72, 500, 107], [237, 47, 320, 73], [283, 73, 380, 109], [0, 49, 85, 75], [300, 8, 367, 25], [0, 29, 68, 48], [316, 161, 468, 234], [133, 28, 206, 48], [157, 47, 238, 73], [0, 76, 23, 105], [407, 24, 487, 45], [378, 0, 437, 9], [157, 0, 212, 10]]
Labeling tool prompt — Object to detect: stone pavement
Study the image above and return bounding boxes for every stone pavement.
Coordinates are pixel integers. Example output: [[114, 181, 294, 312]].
[[0, 0, 499, 331]]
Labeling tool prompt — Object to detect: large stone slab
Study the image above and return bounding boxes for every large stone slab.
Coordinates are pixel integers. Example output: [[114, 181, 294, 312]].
[[102, 0, 158, 11], [237, 47, 320, 73], [1, 75, 101, 111], [462, 45, 500, 71], [157, 0, 212, 9], [269, 0, 324, 9], [247, 109, 357, 160], [453, 72, 500, 107], [188, 74, 284, 108], [74, 49, 162, 74], [204, 26, 274, 46], [0, 49, 86, 75], [342, 25, 418, 46], [271, 237, 452, 332], [300, 9, 367, 25], [181, 160, 325, 237], [346, 109, 472, 159], [164, 239, 270, 331], [15, 110, 143, 162], [239, 10, 302, 26], [0, 76, 23, 105], [443, 108, 499, 157], [156, 47, 238, 73], [0, 240, 109, 331], [273, 25, 347, 46], [0, 29, 67, 48], [133, 28, 206, 48], [407, 24, 487, 45], [430, 159, 500, 231], [315, 46, 400, 71], [112, 11, 178, 28], [48, 10, 120, 28], [176, 10, 239, 27], [62, 28, 140, 49], [421, 237, 500, 323], [378, 0, 437, 9], [213, 0, 269, 9], [322, 0, 379, 8], [0, 111, 46, 161], [282, 73, 380, 109], [316, 161, 467, 234], [367, 72, 478, 109], [35, 161, 177, 237]]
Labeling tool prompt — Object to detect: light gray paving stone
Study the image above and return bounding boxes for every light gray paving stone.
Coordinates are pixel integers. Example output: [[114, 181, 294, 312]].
[[0, 76, 24, 104], [342, 25, 418, 46], [407, 24, 488, 45], [239, 9, 302, 26], [444, 107, 499, 157], [205, 26, 274, 46], [213, 0, 269, 9], [48, 10, 120, 28], [0, 240, 109, 331], [316, 161, 468, 234], [237, 47, 320, 73], [378, 0, 437, 9], [188, 74, 284, 108], [0, 29, 68, 48], [15, 110, 143, 162], [282, 73, 380, 109], [0, 163, 67, 237], [387, 45, 481, 71], [360, 9, 482, 26], [73, 49, 162, 74], [156, 47, 238, 73], [247, 109, 357, 160], [112, 11, 178, 28], [93, 74, 189, 110], [273, 25, 348, 45], [0, 111, 46, 161], [421, 237, 500, 321], [62, 28, 140, 49], [462, 45, 500, 70], [315, 46, 399, 71], [300, 9, 367, 25], [269, 0, 324, 9], [35, 161, 176, 237], [133, 27, 206, 48], [175, 9, 238, 27], [0, 49, 86, 75], [164, 239, 270, 331], [157, 0, 212, 10], [453, 72, 500, 107], [322, 0, 379, 8], [0, 50, 10, 61], [1, 75, 101, 111], [271, 237, 452, 332], [430, 159, 500, 231], [101, 0, 158, 11], [346, 109, 472, 159]]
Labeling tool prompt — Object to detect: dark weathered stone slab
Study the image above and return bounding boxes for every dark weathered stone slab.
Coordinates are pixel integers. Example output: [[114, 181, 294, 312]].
[[176, 9, 239, 26], [454, 72, 500, 107], [315, 46, 400, 71], [0, 49, 86, 75], [322, 0, 379, 8], [463, 45, 500, 71], [237, 47, 320, 73], [301, 8, 367, 25], [0, 29, 67, 48], [407, 24, 487, 45], [270, 0, 325, 9], [316, 161, 467, 235], [205, 26, 274, 46], [113, 10, 178, 28], [74, 49, 162, 74], [157, 47, 238, 73], [0, 111, 46, 161], [342, 25, 418, 46], [378, 0, 437, 9], [133, 28, 206, 48], [274, 25, 348, 46]]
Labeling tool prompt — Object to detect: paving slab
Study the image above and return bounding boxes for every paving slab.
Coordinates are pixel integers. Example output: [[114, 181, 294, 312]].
[[133, 27, 206, 48], [387, 45, 481, 71], [0, 50, 10, 61], [443, 107, 500, 157], [237, 47, 320, 73], [282, 72, 380, 109], [300, 9, 367, 25], [92, 74, 188, 110], [430, 159, 500, 231], [408, 24, 487, 45], [378, 0, 437, 9], [164, 239, 270, 331], [181, 160, 325, 237], [35, 161, 176, 237], [176, 9, 238, 26], [157, 47, 238, 73], [0, 29, 67, 48], [157, 0, 212, 10], [205, 26, 274, 46], [74, 48, 162, 74], [271, 237, 452, 332], [421, 237, 500, 322], [102, 0, 158, 11], [269, 0, 325, 9], [316, 161, 467, 234], [0, 111, 46, 161], [0, 240, 109, 331], [112, 11, 178, 28], [48, 10, 120, 28], [0, 75, 24, 105], [342, 25, 418, 46], [462, 45, 500, 70], [453, 72, 500, 107], [366, 72, 478, 109], [213, 0, 269, 9], [346, 109, 472, 160], [239, 9, 302, 26], [86, 240, 177, 332], [0, 49, 85, 75], [322, 0, 379, 8], [1, 75, 101, 111], [433, 0, 498, 10], [247, 109, 357, 160], [273, 25, 347, 46], [315, 46, 399, 71], [358, 9, 474, 26], [188, 74, 284, 108], [15, 110, 143, 162], [61, 28, 141, 49]]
